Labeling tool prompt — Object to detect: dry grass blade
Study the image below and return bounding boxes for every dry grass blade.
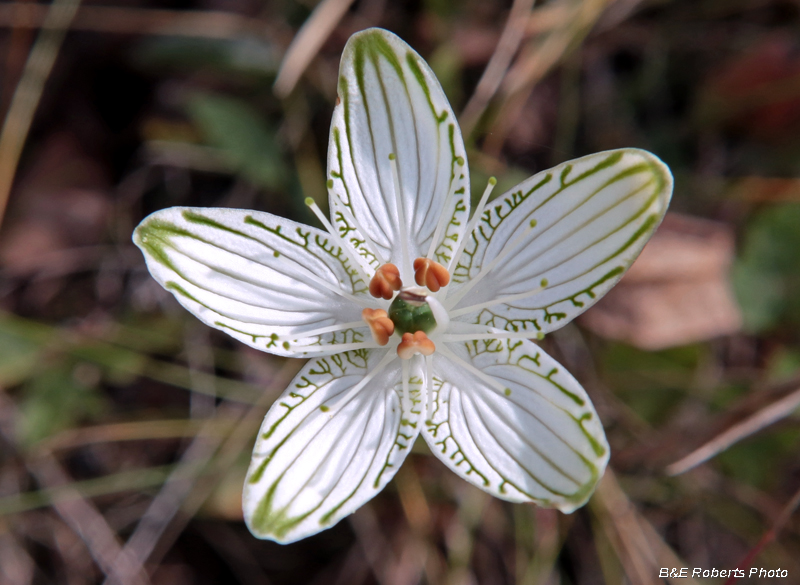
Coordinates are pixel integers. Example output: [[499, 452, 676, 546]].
[[0, 5, 268, 39], [502, 0, 610, 98], [0, 0, 81, 231], [36, 419, 218, 453], [394, 465, 445, 585], [0, 390, 149, 585], [592, 470, 698, 585], [349, 504, 396, 585], [273, 0, 358, 99], [0, 522, 35, 585], [459, 0, 537, 137], [482, 0, 612, 157], [103, 358, 301, 585], [666, 386, 800, 476]]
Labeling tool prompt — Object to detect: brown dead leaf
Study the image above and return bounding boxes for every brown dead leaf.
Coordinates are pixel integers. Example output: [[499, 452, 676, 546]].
[[579, 213, 742, 350]]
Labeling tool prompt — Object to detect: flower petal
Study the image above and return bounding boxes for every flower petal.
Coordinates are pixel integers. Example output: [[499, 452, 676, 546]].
[[328, 28, 470, 279], [243, 349, 422, 543], [447, 149, 672, 335], [134, 207, 373, 357], [424, 340, 608, 512]]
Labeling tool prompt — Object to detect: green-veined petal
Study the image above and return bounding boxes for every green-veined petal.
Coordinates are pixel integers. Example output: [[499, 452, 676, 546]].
[[328, 28, 469, 279], [446, 149, 672, 335], [243, 349, 421, 543], [423, 340, 609, 512], [134, 207, 371, 357]]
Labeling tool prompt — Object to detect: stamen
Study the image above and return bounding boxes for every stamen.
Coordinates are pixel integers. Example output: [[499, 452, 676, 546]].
[[330, 195, 387, 265], [426, 173, 461, 260], [445, 176, 497, 288], [443, 329, 546, 342], [284, 266, 371, 308], [445, 321, 544, 340], [448, 278, 549, 318], [401, 359, 411, 418], [298, 341, 381, 355], [362, 308, 395, 346], [437, 345, 510, 397], [388, 153, 413, 282], [445, 217, 538, 310], [320, 350, 396, 415], [277, 320, 365, 341], [305, 197, 372, 282], [425, 295, 450, 332], [414, 258, 450, 292], [397, 331, 436, 360], [425, 354, 434, 422], [369, 263, 402, 300]]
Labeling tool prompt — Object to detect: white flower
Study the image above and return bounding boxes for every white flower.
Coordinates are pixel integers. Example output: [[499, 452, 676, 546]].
[[133, 28, 672, 544]]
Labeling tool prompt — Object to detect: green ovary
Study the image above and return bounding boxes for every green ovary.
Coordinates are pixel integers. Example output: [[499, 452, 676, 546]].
[[388, 296, 436, 335]]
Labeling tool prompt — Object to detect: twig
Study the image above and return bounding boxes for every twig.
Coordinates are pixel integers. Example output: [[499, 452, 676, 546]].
[[723, 485, 800, 585], [459, 0, 537, 138], [666, 386, 800, 476], [0, 0, 80, 231], [273, 0, 357, 98]]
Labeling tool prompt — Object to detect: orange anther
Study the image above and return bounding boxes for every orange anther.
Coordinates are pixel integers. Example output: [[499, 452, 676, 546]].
[[362, 308, 395, 346], [413, 258, 450, 292], [397, 331, 436, 360], [369, 263, 402, 299]]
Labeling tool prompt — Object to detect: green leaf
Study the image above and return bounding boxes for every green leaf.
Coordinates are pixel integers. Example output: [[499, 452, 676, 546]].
[[18, 365, 106, 447], [186, 92, 286, 190], [134, 37, 279, 78], [732, 203, 800, 332]]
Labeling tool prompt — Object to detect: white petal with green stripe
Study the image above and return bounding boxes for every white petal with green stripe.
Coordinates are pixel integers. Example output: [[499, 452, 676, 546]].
[[243, 349, 423, 543], [446, 149, 672, 335], [424, 340, 608, 511], [327, 28, 469, 278], [133, 207, 371, 358]]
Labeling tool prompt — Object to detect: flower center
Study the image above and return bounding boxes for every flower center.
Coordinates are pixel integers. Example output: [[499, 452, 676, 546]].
[[363, 259, 451, 358], [388, 289, 437, 335]]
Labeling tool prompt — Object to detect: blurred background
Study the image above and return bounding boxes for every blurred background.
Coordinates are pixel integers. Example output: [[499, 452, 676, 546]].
[[1, 0, 800, 583]]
